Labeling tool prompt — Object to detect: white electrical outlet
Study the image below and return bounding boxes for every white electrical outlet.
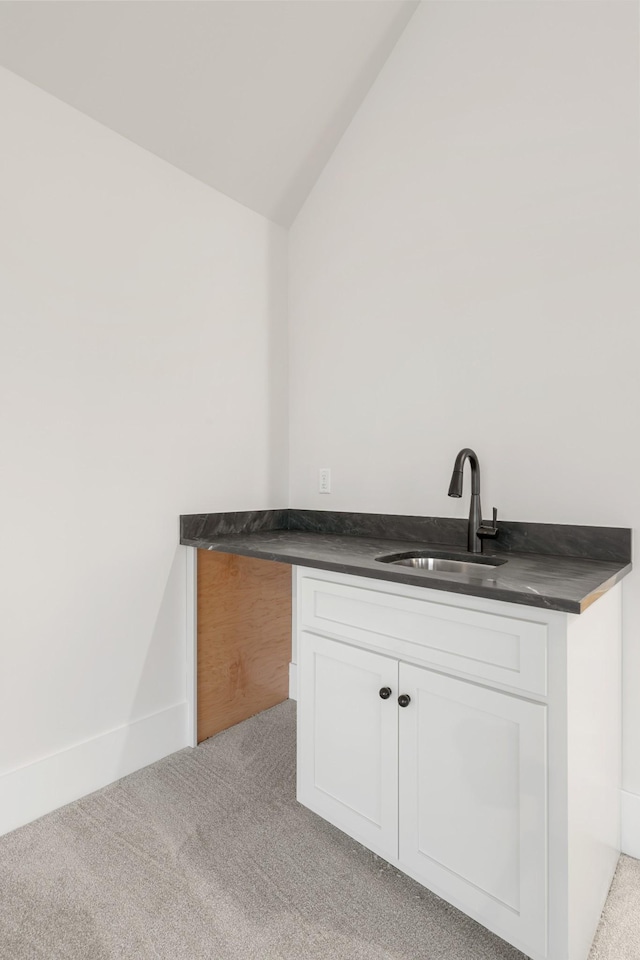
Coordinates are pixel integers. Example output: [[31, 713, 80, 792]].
[[318, 468, 331, 494]]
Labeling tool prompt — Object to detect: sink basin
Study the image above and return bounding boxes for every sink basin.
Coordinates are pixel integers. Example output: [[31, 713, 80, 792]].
[[376, 551, 506, 576]]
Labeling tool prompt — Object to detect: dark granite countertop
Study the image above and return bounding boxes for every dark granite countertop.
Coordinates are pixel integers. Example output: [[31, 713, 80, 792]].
[[180, 510, 632, 614]]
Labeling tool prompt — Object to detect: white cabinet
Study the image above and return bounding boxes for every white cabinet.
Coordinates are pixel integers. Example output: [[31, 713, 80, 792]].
[[298, 633, 546, 956], [297, 631, 398, 860], [296, 568, 622, 960], [398, 663, 547, 957]]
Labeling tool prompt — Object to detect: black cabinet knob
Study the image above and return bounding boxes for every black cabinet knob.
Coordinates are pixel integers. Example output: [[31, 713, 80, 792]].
[[379, 687, 392, 700], [398, 694, 411, 708]]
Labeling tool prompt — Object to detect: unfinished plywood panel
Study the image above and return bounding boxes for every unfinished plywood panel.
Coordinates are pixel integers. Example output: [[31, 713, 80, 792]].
[[197, 551, 292, 743]]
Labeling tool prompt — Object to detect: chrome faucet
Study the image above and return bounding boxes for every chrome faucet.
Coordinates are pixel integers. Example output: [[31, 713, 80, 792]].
[[448, 448, 498, 553]]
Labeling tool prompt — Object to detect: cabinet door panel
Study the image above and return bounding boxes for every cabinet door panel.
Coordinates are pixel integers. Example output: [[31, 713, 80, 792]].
[[297, 632, 398, 860], [399, 664, 547, 957]]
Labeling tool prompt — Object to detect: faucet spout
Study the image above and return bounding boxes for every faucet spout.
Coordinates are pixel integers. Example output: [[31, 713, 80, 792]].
[[448, 447, 480, 498], [447, 448, 485, 553]]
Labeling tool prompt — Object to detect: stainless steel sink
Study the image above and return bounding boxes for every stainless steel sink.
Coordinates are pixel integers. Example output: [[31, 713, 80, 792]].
[[376, 551, 506, 576]]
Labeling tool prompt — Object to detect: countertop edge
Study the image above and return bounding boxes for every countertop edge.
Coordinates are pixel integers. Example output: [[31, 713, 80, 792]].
[[180, 536, 632, 615], [578, 563, 633, 613]]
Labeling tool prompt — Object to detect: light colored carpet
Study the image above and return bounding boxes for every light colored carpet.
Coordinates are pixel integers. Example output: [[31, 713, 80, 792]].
[[0, 701, 637, 960], [589, 854, 640, 959]]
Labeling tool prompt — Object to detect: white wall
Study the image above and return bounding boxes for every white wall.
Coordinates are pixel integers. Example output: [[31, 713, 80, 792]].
[[289, 2, 640, 805], [0, 67, 288, 832]]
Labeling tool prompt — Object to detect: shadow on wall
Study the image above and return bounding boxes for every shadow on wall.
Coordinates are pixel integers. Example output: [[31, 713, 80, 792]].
[[0, 542, 190, 838], [116, 544, 189, 784], [266, 231, 289, 508]]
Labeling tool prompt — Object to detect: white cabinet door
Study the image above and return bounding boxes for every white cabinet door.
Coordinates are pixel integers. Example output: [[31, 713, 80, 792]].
[[297, 631, 399, 861], [398, 663, 547, 958]]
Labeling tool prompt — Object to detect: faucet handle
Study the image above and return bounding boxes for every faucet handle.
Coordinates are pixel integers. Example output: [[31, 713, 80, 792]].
[[478, 507, 499, 539]]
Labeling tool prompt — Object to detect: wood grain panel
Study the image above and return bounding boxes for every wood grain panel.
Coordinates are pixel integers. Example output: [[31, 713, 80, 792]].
[[197, 551, 292, 743]]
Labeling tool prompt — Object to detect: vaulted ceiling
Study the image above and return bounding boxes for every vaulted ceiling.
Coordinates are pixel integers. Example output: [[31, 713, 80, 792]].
[[0, 0, 418, 225]]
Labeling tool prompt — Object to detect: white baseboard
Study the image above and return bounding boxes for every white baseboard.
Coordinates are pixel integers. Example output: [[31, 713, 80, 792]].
[[0, 702, 188, 838], [289, 662, 298, 700], [621, 790, 640, 859]]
